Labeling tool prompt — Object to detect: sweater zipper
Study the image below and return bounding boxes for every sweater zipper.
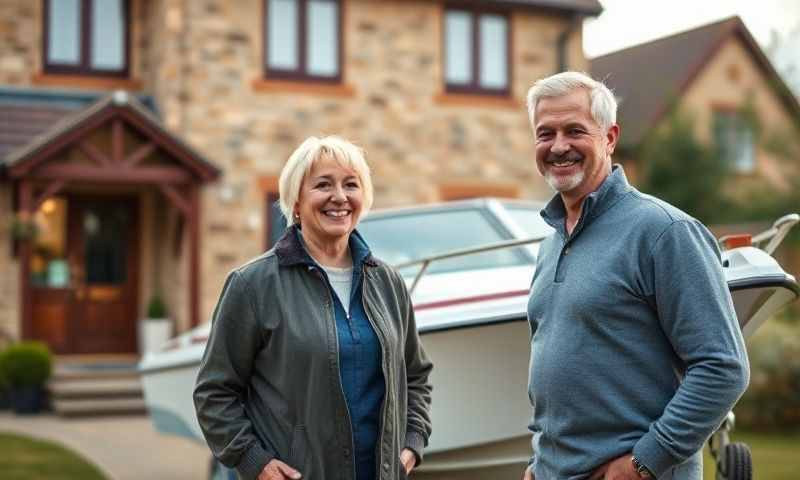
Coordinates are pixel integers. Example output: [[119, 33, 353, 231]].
[[313, 266, 357, 475], [361, 266, 391, 480]]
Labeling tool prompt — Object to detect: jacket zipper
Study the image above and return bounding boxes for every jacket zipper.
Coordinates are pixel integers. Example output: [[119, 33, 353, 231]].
[[361, 266, 391, 480], [312, 266, 357, 477]]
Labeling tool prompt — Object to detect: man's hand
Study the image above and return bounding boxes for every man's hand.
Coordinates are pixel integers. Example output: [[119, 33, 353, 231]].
[[257, 459, 302, 480], [590, 454, 640, 480], [521, 464, 535, 480], [400, 448, 417, 475]]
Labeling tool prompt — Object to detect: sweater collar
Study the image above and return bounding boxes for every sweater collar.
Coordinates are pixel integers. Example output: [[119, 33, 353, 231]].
[[541, 164, 632, 236], [275, 224, 378, 269]]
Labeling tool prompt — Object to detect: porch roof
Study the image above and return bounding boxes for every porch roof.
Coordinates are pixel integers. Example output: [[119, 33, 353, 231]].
[[0, 89, 220, 182]]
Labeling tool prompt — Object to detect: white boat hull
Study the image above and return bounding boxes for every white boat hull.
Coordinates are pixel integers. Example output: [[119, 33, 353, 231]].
[[139, 245, 798, 477]]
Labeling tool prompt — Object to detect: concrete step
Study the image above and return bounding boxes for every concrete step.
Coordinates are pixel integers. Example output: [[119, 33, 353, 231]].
[[48, 378, 143, 399], [52, 397, 147, 417], [49, 359, 145, 417]]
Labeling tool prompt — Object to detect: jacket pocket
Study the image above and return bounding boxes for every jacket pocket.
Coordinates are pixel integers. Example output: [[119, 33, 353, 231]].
[[288, 425, 308, 472]]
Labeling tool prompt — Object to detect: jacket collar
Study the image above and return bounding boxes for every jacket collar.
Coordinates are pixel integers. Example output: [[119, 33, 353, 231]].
[[541, 164, 633, 236], [275, 224, 378, 269]]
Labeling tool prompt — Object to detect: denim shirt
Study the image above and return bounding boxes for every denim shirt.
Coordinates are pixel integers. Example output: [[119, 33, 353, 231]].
[[301, 229, 386, 480]]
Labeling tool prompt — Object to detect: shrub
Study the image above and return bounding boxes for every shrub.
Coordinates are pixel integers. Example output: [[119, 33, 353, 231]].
[[734, 319, 800, 430], [146, 295, 167, 319], [0, 342, 52, 388]]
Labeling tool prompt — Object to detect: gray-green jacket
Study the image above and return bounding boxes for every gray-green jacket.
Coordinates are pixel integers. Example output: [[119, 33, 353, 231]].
[[194, 227, 433, 480]]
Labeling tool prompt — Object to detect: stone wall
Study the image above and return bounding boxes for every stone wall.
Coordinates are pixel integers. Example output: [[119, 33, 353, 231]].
[[0, 184, 20, 341], [150, 0, 587, 320], [0, 0, 39, 85]]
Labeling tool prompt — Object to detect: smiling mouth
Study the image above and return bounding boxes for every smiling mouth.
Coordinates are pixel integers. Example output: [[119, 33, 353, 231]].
[[548, 159, 579, 168], [324, 210, 351, 218]]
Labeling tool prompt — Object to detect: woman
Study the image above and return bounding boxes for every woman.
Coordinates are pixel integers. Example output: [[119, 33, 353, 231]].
[[194, 136, 433, 480]]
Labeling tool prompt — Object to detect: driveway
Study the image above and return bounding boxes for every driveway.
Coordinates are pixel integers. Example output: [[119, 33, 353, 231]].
[[0, 412, 211, 480]]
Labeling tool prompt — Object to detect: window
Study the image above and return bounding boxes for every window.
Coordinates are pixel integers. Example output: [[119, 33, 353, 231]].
[[714, 111, 756, 173], [44, 0, 129, 76], [264, 0, 342, 82], [444, 6, 510, 95], [265, 192, 286, 250]]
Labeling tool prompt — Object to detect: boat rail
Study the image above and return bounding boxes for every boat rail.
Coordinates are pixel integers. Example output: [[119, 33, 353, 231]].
[[393, 235, 549, 295], [750, 213, 800, 254]]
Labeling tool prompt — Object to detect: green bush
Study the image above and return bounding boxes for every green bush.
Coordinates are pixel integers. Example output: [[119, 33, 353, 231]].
[[0, 342, 52, 388], [146, 295, 167, 319], [734, 319, 800, 430]]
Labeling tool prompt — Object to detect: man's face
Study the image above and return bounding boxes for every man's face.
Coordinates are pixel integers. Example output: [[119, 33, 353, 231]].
[[532, 89, 618, 200]]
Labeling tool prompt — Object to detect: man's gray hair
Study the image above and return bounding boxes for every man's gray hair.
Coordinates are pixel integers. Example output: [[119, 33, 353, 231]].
[[526, 71, 618, 132]]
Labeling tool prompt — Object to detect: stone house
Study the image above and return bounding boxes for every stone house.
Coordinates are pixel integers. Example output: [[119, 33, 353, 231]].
[[591, 16, 800, 192], [0, 0, 602, 354]]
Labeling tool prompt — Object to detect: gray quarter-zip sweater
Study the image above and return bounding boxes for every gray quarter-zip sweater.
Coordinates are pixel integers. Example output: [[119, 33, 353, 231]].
[[527, 166, 749, 479]]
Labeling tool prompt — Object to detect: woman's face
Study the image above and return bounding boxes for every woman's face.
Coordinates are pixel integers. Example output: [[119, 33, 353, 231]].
[[296, 155, 364, 245]]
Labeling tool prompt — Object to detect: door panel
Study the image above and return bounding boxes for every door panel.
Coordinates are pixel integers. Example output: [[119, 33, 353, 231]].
[[68, 196, 139, 354]]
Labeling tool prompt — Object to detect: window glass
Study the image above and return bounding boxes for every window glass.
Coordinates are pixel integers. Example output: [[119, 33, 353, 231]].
[[307, 0, 338, 77], [714, 112, 755, 173], [358, 209, 530, 276], [266, 195, 286, 248], [91, 0, 125, 70], [268, 0, 299, 70], [83, 204, 128, 284], [49, 0, 82, 65], [29, 198, 69, 287], [504, 207, 554, 238], [479, 14, 507, 89], [445, 11, 472, 85]]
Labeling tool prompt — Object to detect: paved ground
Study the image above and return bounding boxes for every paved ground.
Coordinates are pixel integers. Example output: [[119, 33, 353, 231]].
[[0, 412, 211, 480]]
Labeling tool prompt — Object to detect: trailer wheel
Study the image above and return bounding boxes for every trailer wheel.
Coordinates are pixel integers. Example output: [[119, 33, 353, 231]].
[[718, 442, 752, 480]]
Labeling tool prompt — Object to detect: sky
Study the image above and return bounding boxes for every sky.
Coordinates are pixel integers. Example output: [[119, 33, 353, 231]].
[[583, 0, 800, 57]]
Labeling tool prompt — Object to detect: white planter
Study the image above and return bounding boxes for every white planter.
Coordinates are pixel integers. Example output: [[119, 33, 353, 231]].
[[139, 318, 173, 355]]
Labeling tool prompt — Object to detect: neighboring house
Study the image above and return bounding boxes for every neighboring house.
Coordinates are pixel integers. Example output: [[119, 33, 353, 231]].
[[591, 16, 800, 191], [0, 0, 602, 354]]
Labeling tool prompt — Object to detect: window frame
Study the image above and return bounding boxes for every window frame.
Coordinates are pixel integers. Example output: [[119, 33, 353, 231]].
[[42, 0, 131, 77], [443, 3, 512, 97], [713, 108, 756, 174], [262, 0, 344, 84]]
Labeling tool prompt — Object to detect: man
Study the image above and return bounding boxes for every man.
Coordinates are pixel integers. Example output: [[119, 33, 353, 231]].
[[522, 71, 749, 480]]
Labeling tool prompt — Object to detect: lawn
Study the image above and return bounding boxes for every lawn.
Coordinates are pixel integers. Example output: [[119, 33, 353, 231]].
[[703, 430, 800, 479], [0, 432, 108, 480]]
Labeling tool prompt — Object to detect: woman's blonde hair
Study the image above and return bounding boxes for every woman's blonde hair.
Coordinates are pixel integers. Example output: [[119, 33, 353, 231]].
[[278, 136, 374, 226]]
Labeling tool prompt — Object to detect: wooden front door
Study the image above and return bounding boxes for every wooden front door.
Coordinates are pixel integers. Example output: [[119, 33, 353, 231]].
[[66, 196, 139, 353]]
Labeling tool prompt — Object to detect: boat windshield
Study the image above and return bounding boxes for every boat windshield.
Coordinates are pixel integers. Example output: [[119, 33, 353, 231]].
[[358, 207, 532, 276], [503, 205, 554, 238]]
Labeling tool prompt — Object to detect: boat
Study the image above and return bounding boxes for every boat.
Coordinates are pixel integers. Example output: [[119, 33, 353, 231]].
[[139, 207, 799, 480]]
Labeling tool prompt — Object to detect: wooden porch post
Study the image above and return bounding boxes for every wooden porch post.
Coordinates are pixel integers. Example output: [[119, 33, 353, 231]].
[[18, 181, 33, 340], [189, 186, 200, 327]]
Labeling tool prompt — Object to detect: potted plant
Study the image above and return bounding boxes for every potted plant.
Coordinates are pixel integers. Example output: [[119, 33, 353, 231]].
[[0, 341, 52, 414], [139, 295, 173, 354], [10, 211, 39, 242]]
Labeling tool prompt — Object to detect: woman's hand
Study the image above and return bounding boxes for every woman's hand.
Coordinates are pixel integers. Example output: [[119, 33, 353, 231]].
[[257, 459, 302, 480], [400, 448, 417, 475]]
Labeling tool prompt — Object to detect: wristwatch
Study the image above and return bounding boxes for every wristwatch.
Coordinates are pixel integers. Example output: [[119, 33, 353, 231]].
[[631, 456, 653, 478]]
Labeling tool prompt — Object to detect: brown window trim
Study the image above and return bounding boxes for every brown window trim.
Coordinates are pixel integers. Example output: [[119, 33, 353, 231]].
[[42, 0, 131, 77], [433, 92, 520, 109], [439, 182, 520, 201], [443, 4, 512, 97], [31, 73, 143, 91], [263, 0, 344, 84], [251, 78, 355, 97]]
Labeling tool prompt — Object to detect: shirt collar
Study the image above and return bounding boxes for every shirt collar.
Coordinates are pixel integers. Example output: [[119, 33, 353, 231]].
[[274, 224, 377, 269], [540, 164, 632, 235]]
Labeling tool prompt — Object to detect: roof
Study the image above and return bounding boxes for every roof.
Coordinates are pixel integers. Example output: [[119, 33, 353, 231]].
[[591, 16, 800, 147], [1, 90, 221, 182], [483, 0, 602, 15], [0, 87, 158, 164]]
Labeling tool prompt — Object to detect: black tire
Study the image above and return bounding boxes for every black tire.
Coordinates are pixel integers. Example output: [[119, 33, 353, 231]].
[[718, 442, 752, 480]]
